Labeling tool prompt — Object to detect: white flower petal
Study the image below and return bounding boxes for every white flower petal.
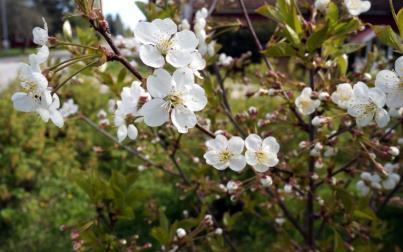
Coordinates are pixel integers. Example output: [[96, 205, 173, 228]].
[[11, 92, 37, 112], [395, 56, 403, 77], [139, 98, 169, 127], [229, 154, 246, 172], [127, 124, 138, 140], [183, 84, 207, 112], [172, 30, 198, 50], [375, 109, 390, 128], [32, 27, 48, 46], [353, 82, 369, 101], [152, 18, 177, 36], [262, 136, 280, 153], [147, 68, 171, 98], [117, 125, 128, 142], [166, 49, 193, 68], [253, 163, 270, 173], [368, 87, 386, 108], [245, 150, 257, 166], [386, 92, 403, 109], [204, 151, 219, 165], [206, 135, 228, 151], [171, 105, 197, 133], [36, 108, 50, 122], [245, 134, 262, 151], [228, 136, 244, 154], [172, 68, 194, 91], [355, 113, 374, 127], [50, 110, 64, 128], [134, 21, 160, 45], [139, 44, 165, 68], [375, 70, 400, 92]]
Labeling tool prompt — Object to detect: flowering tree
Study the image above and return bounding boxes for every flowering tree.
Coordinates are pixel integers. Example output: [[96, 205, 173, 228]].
[[9, 0, 403, 250]]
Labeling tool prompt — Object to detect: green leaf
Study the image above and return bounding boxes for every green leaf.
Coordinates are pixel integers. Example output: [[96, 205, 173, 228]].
[[117, 67, 127, 83], [256, 4, 282, 22], [306, 25, 328, 52], [333, 18, 360, 37], [283, 24, 301, 46], [262, 42, 296, 57], [159, 208, 169, 231], [151, 227, 170, 245], [335, 54, 348, 76], [397, 8, 403, 38], [326, 2, 339, 27], [372, 25, 403, 52], [353, 210, 376, 221]]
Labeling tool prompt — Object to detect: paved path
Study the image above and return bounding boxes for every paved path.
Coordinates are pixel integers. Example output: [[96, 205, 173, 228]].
[[0, 56, 21, 92], [0, 51, 69, 92]]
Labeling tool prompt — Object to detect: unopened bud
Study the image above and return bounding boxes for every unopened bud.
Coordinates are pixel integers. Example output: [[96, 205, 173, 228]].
[[176, 228, 186, 239], [260, 175, 273, 187], [388, 146, 400, 157]]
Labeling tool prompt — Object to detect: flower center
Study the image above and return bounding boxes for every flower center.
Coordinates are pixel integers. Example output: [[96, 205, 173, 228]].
[[363, 102, 377, 115], [299, 97, 312, 110], [167, 91, 184, 107], [219, 150, 233, 163], [125, 114, 136, 125], [156, 37, 173, 55], [256, 151, 267, 163]]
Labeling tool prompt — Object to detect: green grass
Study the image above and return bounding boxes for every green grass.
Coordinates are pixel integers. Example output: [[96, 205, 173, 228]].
[[0, 48, 36, 58]]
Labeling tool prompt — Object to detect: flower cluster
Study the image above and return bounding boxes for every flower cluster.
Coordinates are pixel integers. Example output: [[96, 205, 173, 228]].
[[295, 87, 321, 115], [315, 0, 371, 16], [218, 53, 234, 66], [194, 8, 215, 57], [331, 56, 403, 128], [356, 163, 400, 196], [203, 134, 280, 173], [114, 81, 150, 142], [131, 16, 208, 135], [11, 19, 64, 128]]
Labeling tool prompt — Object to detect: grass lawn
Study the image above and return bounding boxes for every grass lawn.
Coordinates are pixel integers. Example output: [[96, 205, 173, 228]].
[[0, 48, 36, 58]]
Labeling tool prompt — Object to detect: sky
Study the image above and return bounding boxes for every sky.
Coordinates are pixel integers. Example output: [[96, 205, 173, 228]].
[[103, 0, 147, 31]]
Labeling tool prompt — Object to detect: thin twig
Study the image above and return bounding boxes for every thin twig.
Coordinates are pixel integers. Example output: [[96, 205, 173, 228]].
[[80, 115, 180, 177], [89, 19, 144, 81], [195, 123, 216, 138], [377, 177, 403, 213], [237, 0, 274, 71], [266, 189, 308, 242]]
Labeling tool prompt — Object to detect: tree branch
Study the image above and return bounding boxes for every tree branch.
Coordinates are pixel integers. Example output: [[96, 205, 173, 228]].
[[237, 0, 274, 71], [80, 115, 180, 177]]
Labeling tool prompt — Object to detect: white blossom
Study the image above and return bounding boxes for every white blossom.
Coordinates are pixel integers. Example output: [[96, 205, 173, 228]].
[[375, 56, 403, 110], [139, 68, 207, 133], [35, 93, 64, 128], [60, 98, 79, 118], [12, 45, 53, 119], [134, 18, 199, 68], [245, 134, 280, 173], [114, 81, 149, 142], [203, 135, 246, 172], [382, 163, 400, 190], [226, 181, 239, 194], [218, 53, 233, 66], [344, 0, 371, 16], [347, 82, 390, 128], [295, 87, 321, 115], [179, 19, 190, 30], [33, 17, 49, 46], [331, 83, 353, 109], [314, 0, 330, 12]]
